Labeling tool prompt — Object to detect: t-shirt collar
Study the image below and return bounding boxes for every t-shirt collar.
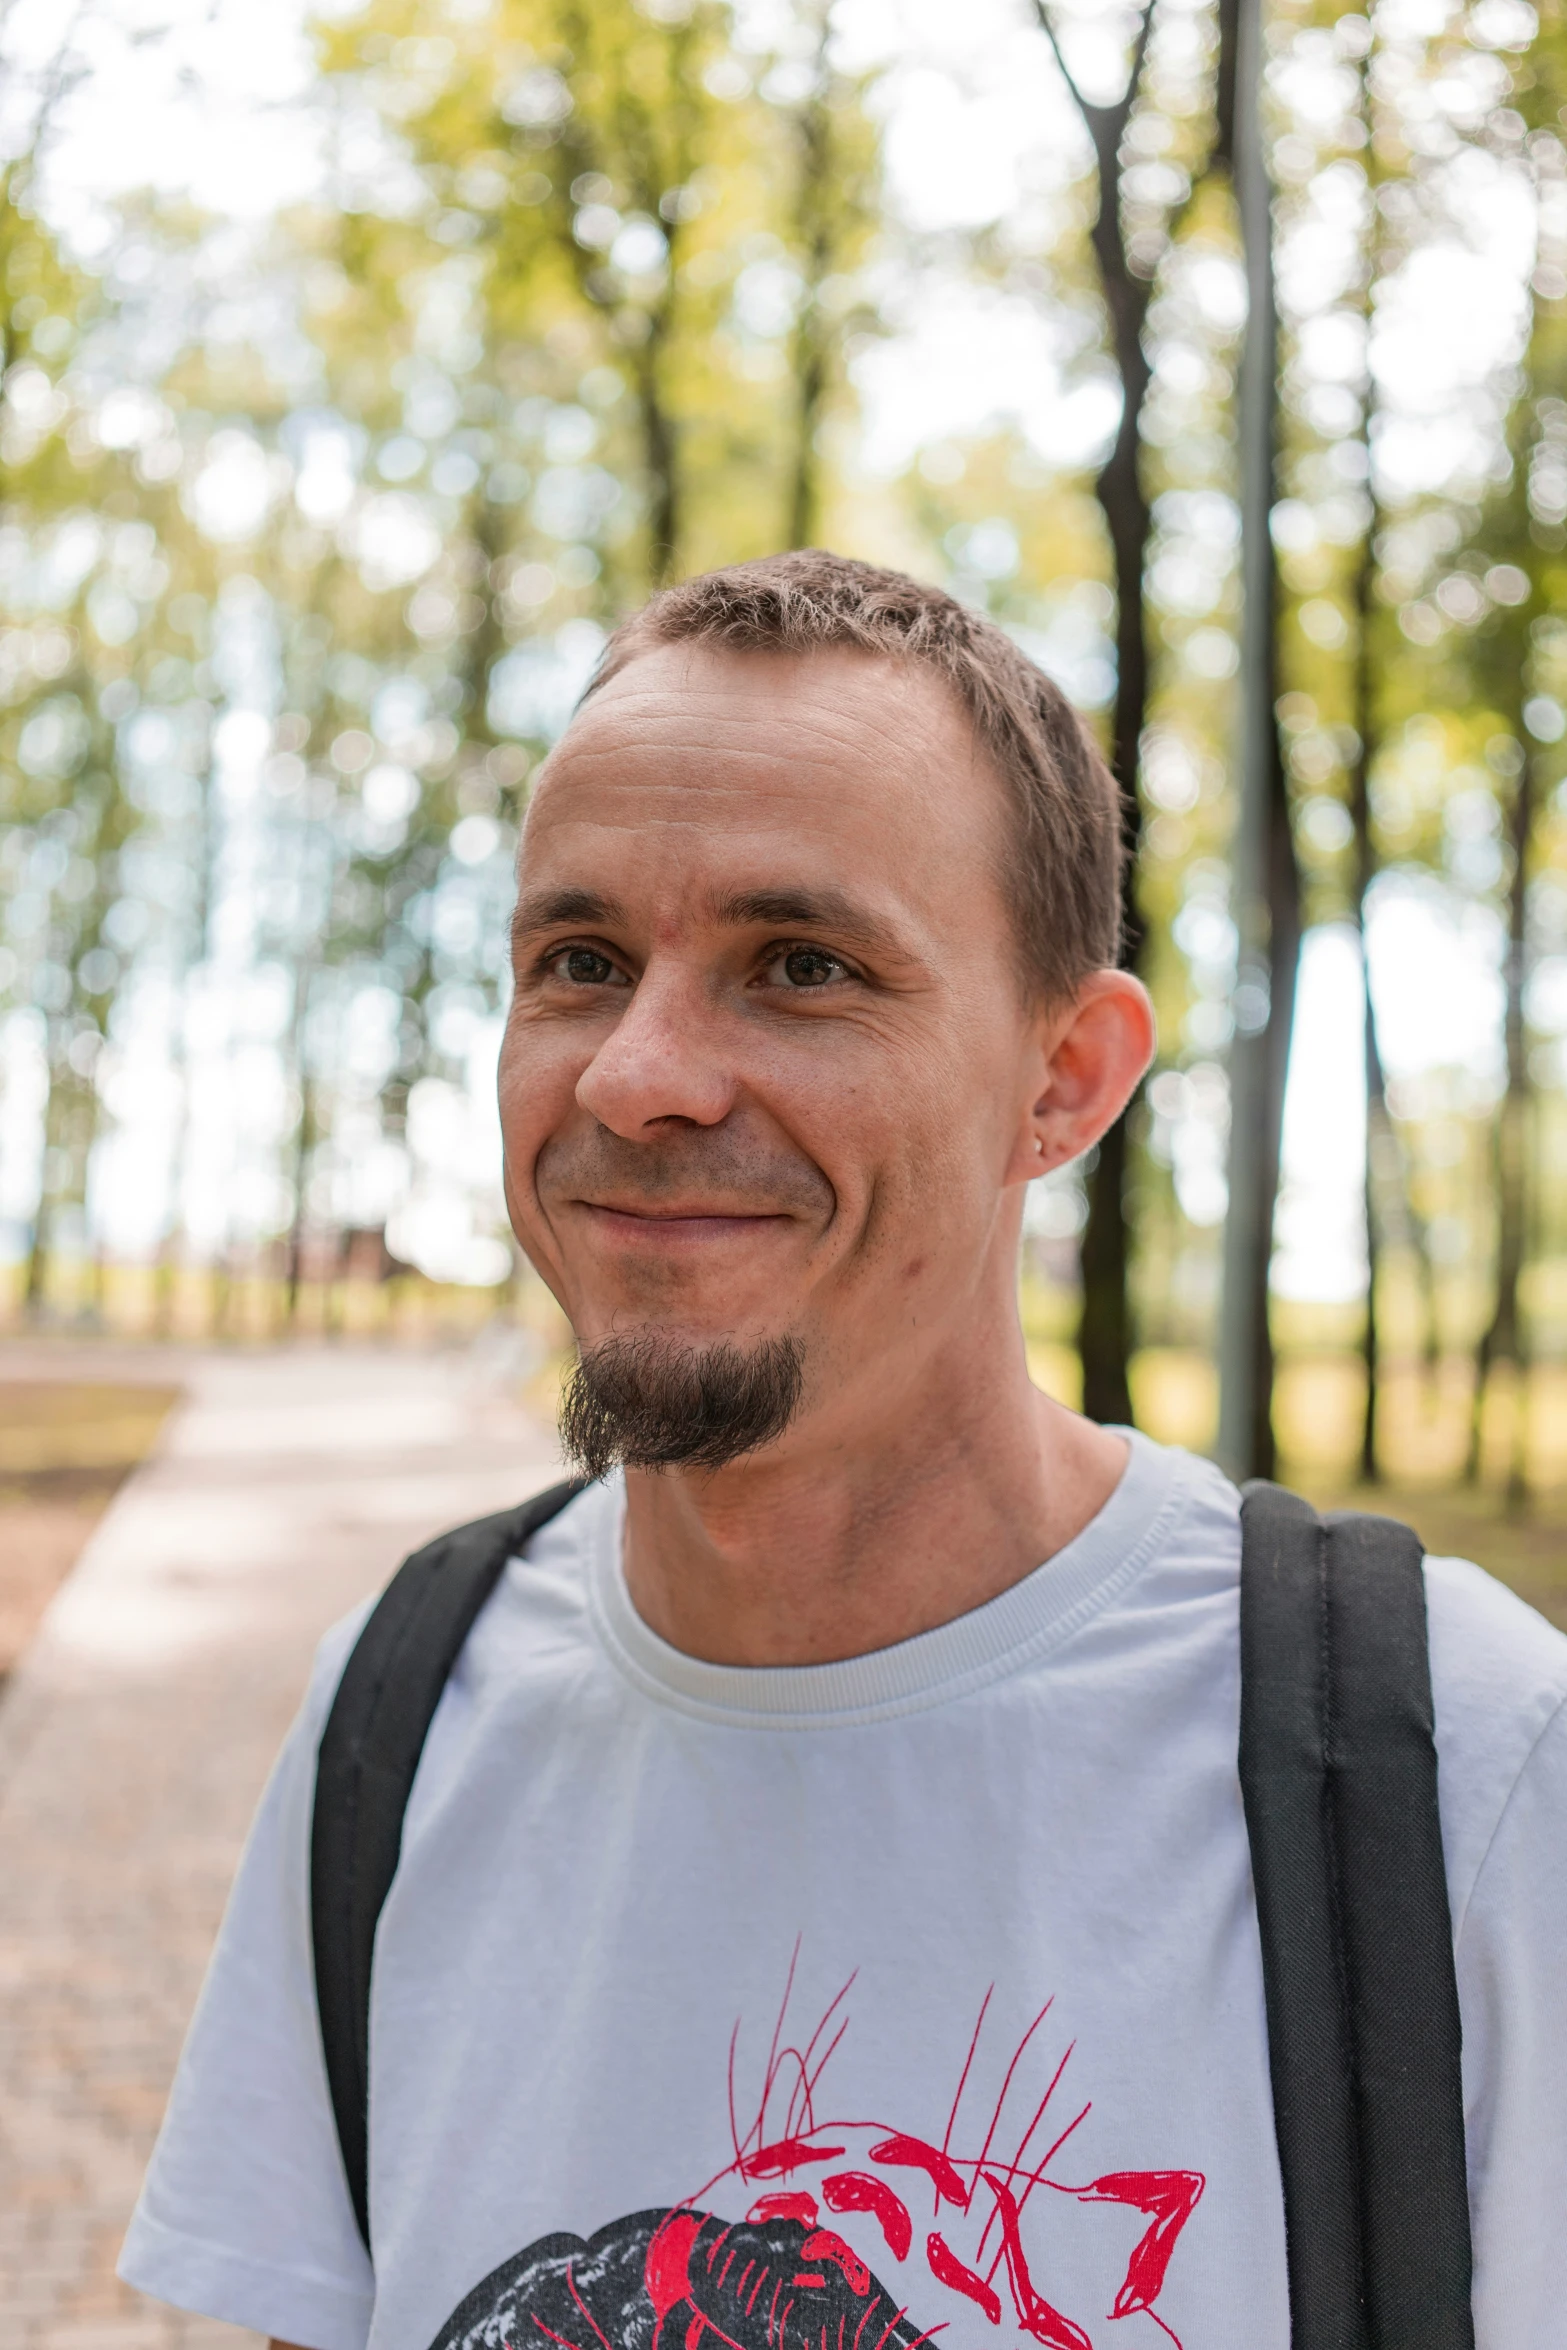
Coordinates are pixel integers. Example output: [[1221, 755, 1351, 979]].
[[584, 1427, 1194, 1728]]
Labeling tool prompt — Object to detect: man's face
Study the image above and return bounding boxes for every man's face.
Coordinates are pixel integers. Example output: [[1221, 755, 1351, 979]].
[[499, 642, 1094, 1451]]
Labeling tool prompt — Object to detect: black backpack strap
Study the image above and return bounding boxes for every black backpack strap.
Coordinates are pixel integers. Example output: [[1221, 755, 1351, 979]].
[[311, 1476, 588, 2247], [1238, 1480, 1474, 2349]]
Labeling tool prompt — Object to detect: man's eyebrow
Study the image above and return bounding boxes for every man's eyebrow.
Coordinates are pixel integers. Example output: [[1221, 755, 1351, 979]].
[[712, 887, 909, 956], [510, 886, 626, 940], [509, 882, 914, 962]]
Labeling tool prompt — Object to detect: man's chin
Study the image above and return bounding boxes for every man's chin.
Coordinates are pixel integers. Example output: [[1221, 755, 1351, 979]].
[[567, 1279, 801, 1352], [558, 1326, 807, 1480]]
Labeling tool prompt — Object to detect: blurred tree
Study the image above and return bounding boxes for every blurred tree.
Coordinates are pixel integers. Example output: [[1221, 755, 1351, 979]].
[[778, 3, 880, 549], [1216, 0, 1299, 1486], [501, 0, 719, 585], [1, 414, 152, 1314], [316, 0, 879, 593], [1035, 0, 1299, 1469], [1347, 9, 1393, 1483], [0, 27, 122, 1309], [1333, 6, 1440, 1479], [1033, 0, 1158, 1429], [1461, 22, 1567, 1504]]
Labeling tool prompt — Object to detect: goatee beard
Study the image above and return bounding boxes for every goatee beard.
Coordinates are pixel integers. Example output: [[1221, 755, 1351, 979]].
[[559, 1330, 806, 1478]]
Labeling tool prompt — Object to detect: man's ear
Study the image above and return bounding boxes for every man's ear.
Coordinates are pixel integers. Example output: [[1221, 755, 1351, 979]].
[[1004, 970, 1156, 1188]]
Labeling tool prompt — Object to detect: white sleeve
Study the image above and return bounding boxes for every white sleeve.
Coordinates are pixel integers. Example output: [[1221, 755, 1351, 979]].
[[1459, 1690, 1567, 2350], [118, 1616, 376, 2350]]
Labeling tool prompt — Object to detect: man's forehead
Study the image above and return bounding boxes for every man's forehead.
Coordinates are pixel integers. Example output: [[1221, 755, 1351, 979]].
[[543, 638, 979, 772], [525, 638, 1002, 859], [513, 641, 1022, 973]]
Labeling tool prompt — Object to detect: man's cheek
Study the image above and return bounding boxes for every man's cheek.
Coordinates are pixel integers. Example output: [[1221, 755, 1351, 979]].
[[498, 1041, 571, 1143]]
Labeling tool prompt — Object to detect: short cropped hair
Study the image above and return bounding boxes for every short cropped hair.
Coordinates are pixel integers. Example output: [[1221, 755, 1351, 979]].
[[583, 549, 1124, 1001]]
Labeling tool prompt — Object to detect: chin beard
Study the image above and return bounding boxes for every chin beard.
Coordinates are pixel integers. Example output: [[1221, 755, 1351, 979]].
[[559, 1329, 806, 1479]]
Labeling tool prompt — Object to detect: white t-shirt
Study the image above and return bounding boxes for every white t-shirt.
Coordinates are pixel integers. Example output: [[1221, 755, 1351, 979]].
[[121, 1433, 1567, 2350]]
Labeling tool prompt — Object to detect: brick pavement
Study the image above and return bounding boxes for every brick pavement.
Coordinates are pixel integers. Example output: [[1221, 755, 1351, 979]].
[[0, 1338, 562, 2350]]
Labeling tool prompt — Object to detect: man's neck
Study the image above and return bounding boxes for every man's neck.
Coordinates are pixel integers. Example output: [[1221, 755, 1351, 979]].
[[618, 1330, 1129, 1669]]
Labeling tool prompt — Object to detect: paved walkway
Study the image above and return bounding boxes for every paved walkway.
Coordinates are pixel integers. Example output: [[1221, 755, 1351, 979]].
[[0, 1338, 562, 2349]]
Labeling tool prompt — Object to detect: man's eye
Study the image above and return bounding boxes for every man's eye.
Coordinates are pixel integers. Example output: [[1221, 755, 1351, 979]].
[[772, 945, 847, 989], [551, 946, 623, 986]]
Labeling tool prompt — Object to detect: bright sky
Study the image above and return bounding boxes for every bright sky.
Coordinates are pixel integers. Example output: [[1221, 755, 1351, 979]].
[[8, 0, 1538, 1301]]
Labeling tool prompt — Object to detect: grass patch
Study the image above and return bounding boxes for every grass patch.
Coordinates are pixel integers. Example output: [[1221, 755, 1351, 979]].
[[0, 1382, 180, 1677]]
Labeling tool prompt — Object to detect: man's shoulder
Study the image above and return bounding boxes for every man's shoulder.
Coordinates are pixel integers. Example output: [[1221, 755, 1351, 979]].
[[1425, 1549, 1567, 1743], [1134, 1460, 1567, 1858], [304, 1479, 604, 1721], [1428, 1550, 1559, 1720], [1422, 1550, 1567, 1905]]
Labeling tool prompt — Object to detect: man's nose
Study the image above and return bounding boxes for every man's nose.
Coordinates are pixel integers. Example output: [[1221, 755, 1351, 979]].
[[574, 964, 737, 1136]]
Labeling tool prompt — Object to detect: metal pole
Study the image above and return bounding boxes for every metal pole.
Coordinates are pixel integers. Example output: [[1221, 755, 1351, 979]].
[[1216, 0, 1278, 1481]]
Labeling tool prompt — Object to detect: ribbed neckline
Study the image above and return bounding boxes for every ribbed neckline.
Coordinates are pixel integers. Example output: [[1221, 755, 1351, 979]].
[[583, 1429, 1194, 1729]]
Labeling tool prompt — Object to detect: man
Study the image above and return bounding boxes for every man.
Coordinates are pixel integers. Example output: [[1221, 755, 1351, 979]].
[[122, 553, 1567, 2350]]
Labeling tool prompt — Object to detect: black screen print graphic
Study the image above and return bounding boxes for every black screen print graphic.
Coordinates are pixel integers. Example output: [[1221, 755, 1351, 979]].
[[430, 2205, 928, 2350]]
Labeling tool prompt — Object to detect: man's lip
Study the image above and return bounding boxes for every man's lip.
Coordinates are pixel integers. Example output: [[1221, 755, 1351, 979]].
[[574, 1201, 791, 1227]]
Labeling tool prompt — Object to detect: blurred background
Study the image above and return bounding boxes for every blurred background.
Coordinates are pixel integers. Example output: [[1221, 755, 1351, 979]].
[[3, 11, 1566, 2332], [2, 0, 1566, 1573]]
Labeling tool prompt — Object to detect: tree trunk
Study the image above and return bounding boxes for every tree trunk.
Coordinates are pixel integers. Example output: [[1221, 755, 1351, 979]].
[[788, 328, 827, 552], [1358, 976, 1387, 1481], [285, 1056, 316, 1327], [1216, 0, 1300, 1484], [1218, 772, 1300, 1485], [1350, 518, 1385, 1483], [636, 313, 681, 586], [1350, 34, 1384, 1486], [1350, 532, 1441, 1480], [1075, 302, 1152, 1422], [23, 1058, 100, 1323], [785, 34, 835, 553], [22, 1041, 64, 1318], [158, 734, 219, 1335], [1344, 10, 1440, 1480], [1467, 748, 1533, 1508], [1033, 2, 1157, 1428], [787, 255, 829, 551], [551, 0, 700, 592]]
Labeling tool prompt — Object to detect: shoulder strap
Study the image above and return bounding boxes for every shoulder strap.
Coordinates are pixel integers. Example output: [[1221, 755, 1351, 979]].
[[311, 1476, 588, 2248], [1238, 1480, 1473, 2350]]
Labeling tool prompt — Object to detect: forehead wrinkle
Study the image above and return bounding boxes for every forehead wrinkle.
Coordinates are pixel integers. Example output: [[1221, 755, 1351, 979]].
[[535, 739, 1000, 865], [581, 642, 923, 725], [555, 722, 909, 791], [557, 670, 972, 778]]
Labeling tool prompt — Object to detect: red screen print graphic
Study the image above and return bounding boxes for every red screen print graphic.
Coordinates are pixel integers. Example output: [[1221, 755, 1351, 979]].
[[681, 1952, 1203, 2350], [427, 1953, 1204, 2350]]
